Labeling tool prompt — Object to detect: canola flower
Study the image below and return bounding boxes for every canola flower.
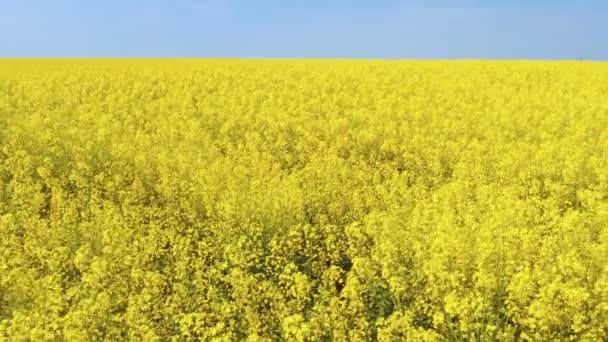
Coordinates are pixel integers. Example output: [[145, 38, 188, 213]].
[[0, 59, 607, 341]]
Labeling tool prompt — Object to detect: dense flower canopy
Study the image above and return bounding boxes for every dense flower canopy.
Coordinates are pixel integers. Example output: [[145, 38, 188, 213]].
[[0, 60, 607, 341]]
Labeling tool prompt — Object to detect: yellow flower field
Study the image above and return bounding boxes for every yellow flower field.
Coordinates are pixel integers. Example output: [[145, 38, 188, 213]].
[[0, 59, 607, 341]]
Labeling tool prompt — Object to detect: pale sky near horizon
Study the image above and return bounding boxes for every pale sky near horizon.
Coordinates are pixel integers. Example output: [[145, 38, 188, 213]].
[[0, 0, 606, 60]]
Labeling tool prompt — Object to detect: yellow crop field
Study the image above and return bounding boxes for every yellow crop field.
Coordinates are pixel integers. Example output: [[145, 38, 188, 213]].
[[0, 59, 607, 341]]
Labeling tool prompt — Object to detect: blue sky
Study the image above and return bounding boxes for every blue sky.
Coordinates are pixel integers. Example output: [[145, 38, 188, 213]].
[[0, 0, 606, 59]]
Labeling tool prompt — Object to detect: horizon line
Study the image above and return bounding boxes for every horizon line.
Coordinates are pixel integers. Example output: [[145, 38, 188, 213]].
[[0, 57, 605, 62]]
